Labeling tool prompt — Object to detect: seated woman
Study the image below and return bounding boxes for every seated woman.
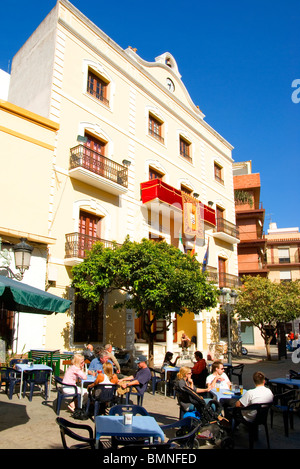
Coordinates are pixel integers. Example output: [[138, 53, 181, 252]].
[[62, 353, 87, 412], [88, 362, 118, 392], [174, 366, 212, 414], [161, 352, 180, 395], [86, 363, 118, 415]]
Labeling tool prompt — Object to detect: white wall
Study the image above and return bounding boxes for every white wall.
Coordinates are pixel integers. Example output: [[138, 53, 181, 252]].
[[0, 69, 10, 100]]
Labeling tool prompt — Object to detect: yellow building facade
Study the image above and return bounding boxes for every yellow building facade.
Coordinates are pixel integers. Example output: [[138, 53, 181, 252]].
[[2, 0, 239, 359]]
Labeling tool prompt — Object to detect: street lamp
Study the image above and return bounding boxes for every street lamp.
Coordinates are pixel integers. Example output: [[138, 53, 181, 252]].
[[0, 238, 33, 281], [219, 288, 238, 365]]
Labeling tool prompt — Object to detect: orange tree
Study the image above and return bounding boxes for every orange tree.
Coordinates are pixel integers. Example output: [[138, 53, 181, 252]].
[[235, 276, 300, 360], [71, 237, 218, 365]]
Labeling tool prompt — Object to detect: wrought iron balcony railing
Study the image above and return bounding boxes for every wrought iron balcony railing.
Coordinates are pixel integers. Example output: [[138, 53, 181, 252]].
[[69, 145, 128, 188], [65, 232, 121, 259], [216, 218, 240, 240], [219, 272, 240, 289]]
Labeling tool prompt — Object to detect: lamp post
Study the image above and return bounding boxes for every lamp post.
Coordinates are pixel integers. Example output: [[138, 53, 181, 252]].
[[0, 238, 33, 281], [219, 288, 238, 365]]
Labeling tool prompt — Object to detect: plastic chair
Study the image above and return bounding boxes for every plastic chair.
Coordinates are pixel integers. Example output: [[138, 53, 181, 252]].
[[191, 367, 208, 388], [232, 403, 272, 449], [161, 416, 203, 449], [231, 364, 244, 386], [289, 369, 300, 380], [54, 376, 81, 415], [108, 404, 150, 447], [125, 379, 150, 405], [270, 389, 300, 437], [108, 404, 149, 416], [22, 369, 52, 401], [149, 367, 164, 395], [86, 384, 117, 418], [56, 417, 96, 449], [0, 366, 22, 399], [9, 359, 29, 367]]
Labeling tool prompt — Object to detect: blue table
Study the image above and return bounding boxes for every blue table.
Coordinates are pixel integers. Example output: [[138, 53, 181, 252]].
[[269, 378, 300, 389], [211, 388, 246, 401], [15, 363, 53, 400], [95, 415, 165, 448], [163, 366, 180, 396]]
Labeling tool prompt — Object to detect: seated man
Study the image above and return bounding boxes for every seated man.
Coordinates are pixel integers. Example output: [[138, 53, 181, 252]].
[[191, 351, 208, 387], [206, 360, 231, 390], [117, 355, 151, 397], [83, 343, 95, 361], [221, 371, 273, 423], [181, 333, 191, 351], [234, 371, 273, 423], [88, 348, 113, 376]]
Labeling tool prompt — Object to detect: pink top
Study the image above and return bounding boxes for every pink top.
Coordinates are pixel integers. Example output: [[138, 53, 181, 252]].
[[62, 365, 87, 386]]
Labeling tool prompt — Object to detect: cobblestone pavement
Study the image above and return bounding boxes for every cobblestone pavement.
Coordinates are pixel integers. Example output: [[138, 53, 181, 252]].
[[0, 347, 299, 450]]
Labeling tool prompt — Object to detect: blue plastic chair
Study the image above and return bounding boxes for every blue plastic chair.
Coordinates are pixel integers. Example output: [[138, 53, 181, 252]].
[[149, 367, 164, 395], [54, 376, 81, 415], [9, 359, 29, 367], [56, 417, 96, 449], [0, 366, 22, 399], [86, 384, 117, 418], [108, 404, 149, 416], [22, 369, 52, 401], [108, 404, 150, 447]]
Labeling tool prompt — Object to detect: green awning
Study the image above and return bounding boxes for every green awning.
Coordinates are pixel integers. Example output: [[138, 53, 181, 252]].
[[0, 275, 71, 314]]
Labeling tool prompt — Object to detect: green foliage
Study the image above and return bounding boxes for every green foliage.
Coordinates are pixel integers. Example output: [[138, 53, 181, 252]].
[[235, 276, 300, 358], [71, 237, 218, 356], [234, 189, 253, 207]]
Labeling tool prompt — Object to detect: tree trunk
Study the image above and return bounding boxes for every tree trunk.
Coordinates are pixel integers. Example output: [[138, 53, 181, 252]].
[[148, 336, 154, 369]]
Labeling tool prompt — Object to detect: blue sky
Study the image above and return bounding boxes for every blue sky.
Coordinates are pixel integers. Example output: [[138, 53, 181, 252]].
[[1, 0, 299, 231]]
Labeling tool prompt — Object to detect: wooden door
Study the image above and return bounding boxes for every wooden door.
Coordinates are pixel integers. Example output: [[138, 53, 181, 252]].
[[78, 211, 101, 258], [218, 257, 226, 288]]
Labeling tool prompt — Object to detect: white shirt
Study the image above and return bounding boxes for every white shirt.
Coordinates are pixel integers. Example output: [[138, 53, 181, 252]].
[[239, 385, 273, 422], [206, 372, 230, 390]]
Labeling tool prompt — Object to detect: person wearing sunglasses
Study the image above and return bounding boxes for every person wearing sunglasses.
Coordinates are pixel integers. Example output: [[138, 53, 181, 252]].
[[206, 360, 231, 390]]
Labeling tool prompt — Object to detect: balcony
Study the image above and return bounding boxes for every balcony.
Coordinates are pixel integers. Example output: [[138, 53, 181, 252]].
[[238, 230, 265, 244], [238, 259, 269, 276], [69, 145, 128, 195], [219, 272, 240, 289], [205, 266, 218, 283], [204, 267, 240, 287], [267, 253, 300, 266], [213, 218, 240, 244], [64, 232, 121, 266], [140, 179, 216, 225]]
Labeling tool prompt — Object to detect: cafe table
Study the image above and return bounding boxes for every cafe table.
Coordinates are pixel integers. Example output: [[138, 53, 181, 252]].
[[210, 387, 246, 401], [268, 378, 300, 389], [95, 415, 165, 448], [162, 366, 180, 396], [15, 363, 53, 400]]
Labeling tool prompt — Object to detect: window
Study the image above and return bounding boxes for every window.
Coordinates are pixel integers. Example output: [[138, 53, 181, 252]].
[[179, 137, 192, 162], [278, 248, 290, 263], [78, 210, 102, 258], [214, 162, 224, 184], [149, 167, 164, 180], [149, 114, 164, 143], [180, 184, 193, 195], [87, 69, 109, 106], [280, 271, 292, 282], [82, 133, 107, 176], [218, 256, 227, 288], [74, 296, 103, 343]]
